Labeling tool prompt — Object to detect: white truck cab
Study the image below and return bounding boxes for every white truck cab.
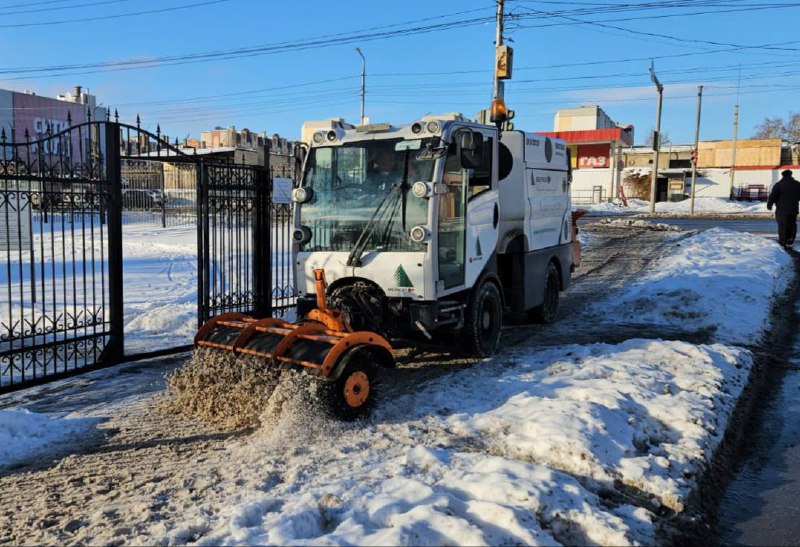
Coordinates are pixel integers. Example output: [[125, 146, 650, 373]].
[[292, 114, 575, 356]]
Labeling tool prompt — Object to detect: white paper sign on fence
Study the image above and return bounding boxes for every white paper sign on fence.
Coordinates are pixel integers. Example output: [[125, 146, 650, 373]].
[[0, 194, 31, 251], [273, 177, 293, 204]]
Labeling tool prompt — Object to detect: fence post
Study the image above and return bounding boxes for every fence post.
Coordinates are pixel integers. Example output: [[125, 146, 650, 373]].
[[252, 143, 272, 317], [197, 160, 209, 325], [104, 122, 124, 362], [160, 163, 166, 228]]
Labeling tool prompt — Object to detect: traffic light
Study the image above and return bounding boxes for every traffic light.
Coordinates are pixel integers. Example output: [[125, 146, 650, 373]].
[[503, 110, 515, 131], [690, 148, 698, 165]]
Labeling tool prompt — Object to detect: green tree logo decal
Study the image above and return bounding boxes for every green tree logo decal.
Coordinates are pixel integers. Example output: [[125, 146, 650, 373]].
[[394, 265, 414, 288], [475, 237, 483, 257]]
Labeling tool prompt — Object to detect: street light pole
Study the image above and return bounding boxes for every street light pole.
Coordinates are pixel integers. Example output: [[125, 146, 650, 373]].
[[689, 85, 703, 215], [649, 61, 664, 214], [729, 103, 739, 198], [355, 47, 366, 125]]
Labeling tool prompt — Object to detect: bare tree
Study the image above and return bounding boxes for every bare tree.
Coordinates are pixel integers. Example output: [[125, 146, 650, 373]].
[[753, 116, 786, 139], [786, 112, 800, 142], [644, 128, 670, 147], [752, 112, 800, 141]]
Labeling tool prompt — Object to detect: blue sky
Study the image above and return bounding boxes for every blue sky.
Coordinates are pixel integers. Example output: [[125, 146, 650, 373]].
[[1, 0, 798, 144]]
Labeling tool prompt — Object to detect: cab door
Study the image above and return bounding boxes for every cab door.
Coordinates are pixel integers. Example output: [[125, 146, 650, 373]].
[[436, 127, 498, 296]]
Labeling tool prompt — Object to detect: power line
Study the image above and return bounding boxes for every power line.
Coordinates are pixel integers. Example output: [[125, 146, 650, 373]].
[[1, 0, 87, 8], [0, 0, 233, 29], [513, 3, 800, 53], [0, 0, 135, 16], [1, 1, 789, 77]]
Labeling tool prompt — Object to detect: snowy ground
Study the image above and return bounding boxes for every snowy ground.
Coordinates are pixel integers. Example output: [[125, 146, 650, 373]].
[[577, 197, 770, 216], [0, 225, 794, 546]]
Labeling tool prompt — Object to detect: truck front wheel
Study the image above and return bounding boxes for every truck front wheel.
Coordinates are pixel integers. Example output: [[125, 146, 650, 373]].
[[465, 281, 503, 357]]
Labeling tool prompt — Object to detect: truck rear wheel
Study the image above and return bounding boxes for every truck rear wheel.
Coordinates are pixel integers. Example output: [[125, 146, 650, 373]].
[[465, 281, 503, 358], [530, 261, 560, 323]]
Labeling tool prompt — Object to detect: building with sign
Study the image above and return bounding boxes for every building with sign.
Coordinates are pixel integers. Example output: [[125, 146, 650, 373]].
[[621, 139, 798, 202], [538, 105, 634, 204], [540, 105, 800, 204], [0, 86, 106, 143]]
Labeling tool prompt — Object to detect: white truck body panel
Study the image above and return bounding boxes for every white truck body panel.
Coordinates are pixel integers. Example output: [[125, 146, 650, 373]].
[[496, 131, 571, 253], [298, 251, 431, 300]]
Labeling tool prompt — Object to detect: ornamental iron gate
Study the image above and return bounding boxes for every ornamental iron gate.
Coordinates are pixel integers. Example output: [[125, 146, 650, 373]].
[[0, 120, 295, 392], [198, 162, 271, 322]]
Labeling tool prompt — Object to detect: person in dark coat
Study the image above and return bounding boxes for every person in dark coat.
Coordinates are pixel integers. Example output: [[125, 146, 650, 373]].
[[767, 169, 800, 248]]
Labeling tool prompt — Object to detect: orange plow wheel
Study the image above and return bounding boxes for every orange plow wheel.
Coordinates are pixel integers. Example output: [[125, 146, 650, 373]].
[[322, 350, 379, 420], [343, 371, 370, 408]]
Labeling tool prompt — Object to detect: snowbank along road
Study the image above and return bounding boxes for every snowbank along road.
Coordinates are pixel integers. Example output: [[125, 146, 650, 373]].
[[0, 221, 794, 546]]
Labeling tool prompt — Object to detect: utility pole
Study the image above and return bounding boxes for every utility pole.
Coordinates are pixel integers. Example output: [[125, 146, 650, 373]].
[[649, 61, 664, 213], [689, 85, 703, 215], [493, 0, 505, 102], [355, 47, 366, 124], [729, 103, 739, 198], [489, 0, 513, 127]]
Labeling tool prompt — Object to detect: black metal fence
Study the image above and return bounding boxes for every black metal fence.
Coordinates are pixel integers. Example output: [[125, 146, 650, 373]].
[[1, 120, 296, 392]]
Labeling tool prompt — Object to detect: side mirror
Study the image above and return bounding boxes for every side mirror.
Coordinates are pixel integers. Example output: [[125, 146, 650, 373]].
[[457, 129, 483, 169]]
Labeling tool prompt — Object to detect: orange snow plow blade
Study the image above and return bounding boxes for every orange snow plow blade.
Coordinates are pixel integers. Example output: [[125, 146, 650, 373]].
[[193, 269, 394, 418], [194, 314, 392, 379]]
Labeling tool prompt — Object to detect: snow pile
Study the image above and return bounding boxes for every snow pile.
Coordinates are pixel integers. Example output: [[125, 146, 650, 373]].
[[186, 339, 750, 546], [592, 217, 683, 231], [0, 409, 98, 469], [599, 228, 793, 345], [445, 340, 750, 513], [578, 197, 769, 216]]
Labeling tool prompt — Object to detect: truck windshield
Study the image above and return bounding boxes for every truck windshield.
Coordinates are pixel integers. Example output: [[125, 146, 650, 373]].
[[299, 138, 435, 253]]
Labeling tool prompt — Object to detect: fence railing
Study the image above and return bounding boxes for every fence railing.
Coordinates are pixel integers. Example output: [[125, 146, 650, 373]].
[[571, 185, 608, 205], [1, 120, 298, 392]]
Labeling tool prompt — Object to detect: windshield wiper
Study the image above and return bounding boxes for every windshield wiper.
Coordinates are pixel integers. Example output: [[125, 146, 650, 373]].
[[347, 182, 402, 267]]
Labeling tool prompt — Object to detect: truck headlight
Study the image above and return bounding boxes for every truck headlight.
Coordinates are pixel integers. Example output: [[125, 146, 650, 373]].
[[292, 187, 314, 203], [411, 181, 432, 198], [410, 225, 430, 243], [293, 226, 312, 244]]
